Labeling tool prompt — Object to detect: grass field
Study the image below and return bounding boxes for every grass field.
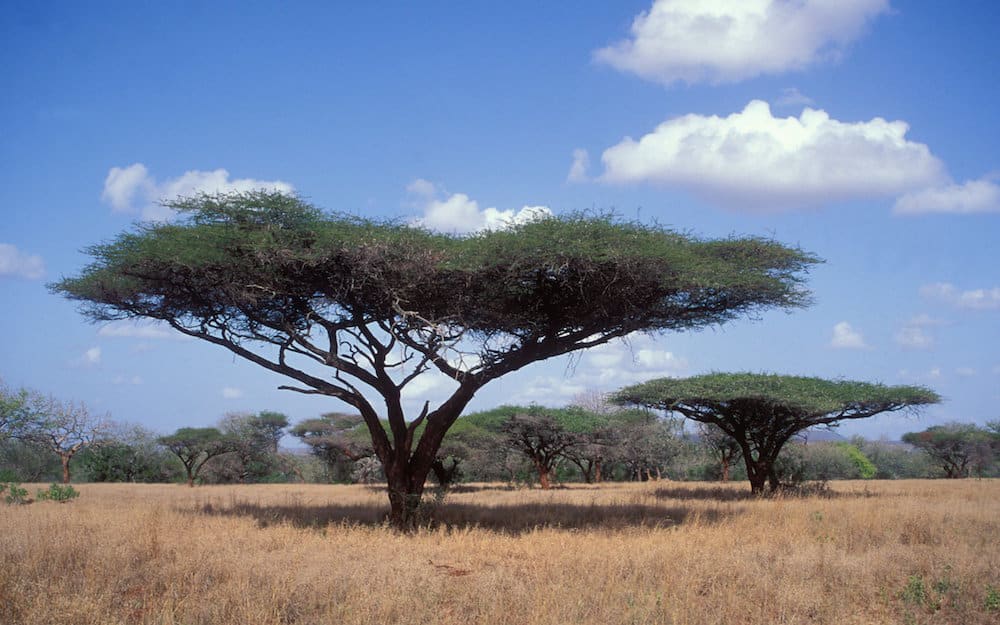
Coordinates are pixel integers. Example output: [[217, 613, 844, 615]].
[[2, 480, 998, 625]]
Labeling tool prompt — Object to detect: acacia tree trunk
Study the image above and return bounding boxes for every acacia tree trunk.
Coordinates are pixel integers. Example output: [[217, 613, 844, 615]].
[[594, 458, 603, 483], [747, 467, 767, 494], [60, 453, 72, 484], [535, 460, 552, 489], [384, 457, 435, 530]]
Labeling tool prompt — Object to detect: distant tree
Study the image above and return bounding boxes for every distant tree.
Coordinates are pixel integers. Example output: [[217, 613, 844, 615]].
[[697, 422, 742, 482], [563, 399, 632, 483], [460, 405, 609, 488], [610, 411, 685, 481], [158, 427, 234, 487], [290, 413, 373, 481], [79, 423, 179, 482], [52, 191, 818, 528], [217, 411, 291, 483], [613, 373, 940, 494], [0, 437, 60, 482], [500, 408, 578, 489], [28, 396, 109, 484], [0, 381, 38, 442], [902, 423, 993, 478]]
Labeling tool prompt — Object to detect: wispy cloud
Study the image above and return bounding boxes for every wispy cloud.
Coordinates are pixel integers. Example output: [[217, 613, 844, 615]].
[[920, 282, 1000, 311], [72, 347, 102, 368], [894, 314, 944, 350], [511, 334, 689, 404], [222, 387, 244, 399], [566, 149, 590, 183], [775, 87, 814, 107], [894, 176, 1000, 215], [0, 243, 45, 280], [98, 320, 184, 340]]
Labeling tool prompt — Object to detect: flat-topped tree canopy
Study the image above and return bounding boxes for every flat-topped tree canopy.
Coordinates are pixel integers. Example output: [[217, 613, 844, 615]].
[[52, 191, 819, 526], [612, 373, 940, 493]]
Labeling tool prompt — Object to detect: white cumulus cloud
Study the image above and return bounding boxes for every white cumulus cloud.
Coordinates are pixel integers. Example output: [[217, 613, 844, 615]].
[[594, 0, 890, 85], [830, 321, 868, 350], [0, 243, 45, 280], [408, 180, 552, 233], [920, 282, 1000, 311], [894, 177, 1000, 215], [102, 163, 294, 221], [599, 100, 945, 210]]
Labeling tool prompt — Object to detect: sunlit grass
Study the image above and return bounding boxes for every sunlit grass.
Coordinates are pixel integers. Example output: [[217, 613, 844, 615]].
[[2, 480, 998, 624]]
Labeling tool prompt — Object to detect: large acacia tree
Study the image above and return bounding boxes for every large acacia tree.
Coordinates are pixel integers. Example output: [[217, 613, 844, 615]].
[[53, 191, 818, 528], [613, 373, 940, 494]]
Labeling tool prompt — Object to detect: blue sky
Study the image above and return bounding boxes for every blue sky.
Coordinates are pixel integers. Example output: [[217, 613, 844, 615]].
[[2, 1, 998, 440]]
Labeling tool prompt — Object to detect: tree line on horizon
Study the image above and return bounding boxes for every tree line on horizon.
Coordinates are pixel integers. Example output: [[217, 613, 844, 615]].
[[3, 380, 999, 490]]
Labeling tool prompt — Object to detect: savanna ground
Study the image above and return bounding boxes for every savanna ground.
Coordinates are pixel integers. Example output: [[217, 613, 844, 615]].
[[2, 480, 998, 625]]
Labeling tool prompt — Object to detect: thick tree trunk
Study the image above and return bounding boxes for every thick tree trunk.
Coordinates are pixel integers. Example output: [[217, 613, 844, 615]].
[[594, 458, 603, 483], [745, 458, 768, 495], [384, 456, 435, 531], [60, 454, 72, 484], [537, 462, 552, 489], [186, 470, 195, 487], [767, 466, 781, 492], [720, 459, 730, 482]]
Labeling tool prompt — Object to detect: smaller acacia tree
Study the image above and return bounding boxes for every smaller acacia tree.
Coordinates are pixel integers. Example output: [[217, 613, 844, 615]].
[[613, 373, 940, 494], [902, 423, 993, 478], [158, 427, 234, 487]]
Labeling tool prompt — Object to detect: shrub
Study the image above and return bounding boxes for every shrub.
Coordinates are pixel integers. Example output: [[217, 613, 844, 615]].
[[1, 482, 30, 505], [36, 483, 80, 503]]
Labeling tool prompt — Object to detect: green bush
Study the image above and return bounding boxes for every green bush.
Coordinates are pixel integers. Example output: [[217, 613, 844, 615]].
[[1, 482, 30, 505], [36, 483, 80, 503]]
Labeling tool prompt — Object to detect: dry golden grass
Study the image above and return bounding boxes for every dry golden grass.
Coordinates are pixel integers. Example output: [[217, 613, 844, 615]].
[[2, 480, 998, 625]]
